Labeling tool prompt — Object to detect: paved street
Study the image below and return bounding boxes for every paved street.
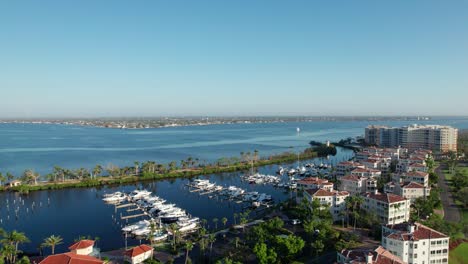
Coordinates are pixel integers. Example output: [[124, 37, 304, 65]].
[[436, 163, 461, 223]]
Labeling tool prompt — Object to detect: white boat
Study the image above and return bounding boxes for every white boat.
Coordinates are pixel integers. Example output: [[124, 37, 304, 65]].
[[151, 232, 168, 242], [277, 166, 285, 175], [288, 168, 297, 175], [133, 227, 151, 236], [192, 179, 210, 188], [103, 193, 127, 203], [129, 190, 152, 200], [178, 222, 198, 233], [252, 201, 261, 207], [122, 220, 150, 232]]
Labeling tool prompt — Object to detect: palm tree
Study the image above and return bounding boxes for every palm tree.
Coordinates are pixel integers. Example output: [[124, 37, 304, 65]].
[[1, 230, 30, 263], [208, 234, 216, 259], [6, 172, 14, 182], [221, 217, 228, 228], [234, 237, 240, 249], [148, 222, 156, 246], [0, 244, 16, 264], [0, 172, 5, 186], [93, 165, 103, 178], [134, 161, 140, 176], [212, 218, 219, 230], [168, 223, 178, 251], [184, 241, 193, 264], [42, 235, 63, 255], [233, 213, 238, 225], [22, 169, 40, 185]]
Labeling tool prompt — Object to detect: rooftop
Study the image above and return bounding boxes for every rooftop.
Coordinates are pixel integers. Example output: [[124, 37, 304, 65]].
[[69, 240, 95, 251], [39, 252, 103, 264], [385, 222, 448, 241], [365, 192, 407, 204], [125, 244, 153, 258]]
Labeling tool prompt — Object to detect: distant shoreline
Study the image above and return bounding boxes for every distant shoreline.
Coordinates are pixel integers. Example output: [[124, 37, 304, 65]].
[[0, 116, 443, 130]]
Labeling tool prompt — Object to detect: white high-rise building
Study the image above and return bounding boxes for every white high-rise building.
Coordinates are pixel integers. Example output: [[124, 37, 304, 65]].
[[365, 125, 458, 153]]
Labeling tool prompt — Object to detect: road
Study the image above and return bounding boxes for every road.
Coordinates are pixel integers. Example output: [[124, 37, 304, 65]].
[[436, 163, 461, 223]]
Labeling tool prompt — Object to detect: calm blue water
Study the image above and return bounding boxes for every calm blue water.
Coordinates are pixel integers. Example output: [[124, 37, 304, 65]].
[[0, 118, 467, 254], [1, 118, 468, 176]]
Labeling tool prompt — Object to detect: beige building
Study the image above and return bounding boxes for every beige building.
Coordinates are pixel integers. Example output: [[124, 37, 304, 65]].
[[124, 244, 154, 264], [339, 175, 377, 195], [365, 124, 458, 153], [362, 192, 411, 225], [304, 188, 349, 222]]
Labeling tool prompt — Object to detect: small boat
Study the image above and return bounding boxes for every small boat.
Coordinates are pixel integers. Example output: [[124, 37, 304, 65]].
[[129, 190, 152, 200], [122, 220, 150, 232], [178, 222, 198, 233], [103, 193, 127, 203], [252, 201, 261, 207], [151, 232, 168, 242]]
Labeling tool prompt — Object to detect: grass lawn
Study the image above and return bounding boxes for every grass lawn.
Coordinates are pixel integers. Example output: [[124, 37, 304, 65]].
[[449, 242, 468, 264]]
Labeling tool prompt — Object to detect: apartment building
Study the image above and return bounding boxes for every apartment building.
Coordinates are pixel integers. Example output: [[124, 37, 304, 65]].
[[365, 125, 457, 153], [385, 181, 430, 202], [393, 171, 430, 187], [304, 188, 349, 222], [340, 175, 378, 195], [362, 192, 411, 225], [382, 222, 449, 264], [336, 161, 365, 178], [297, 177, 334, 191]]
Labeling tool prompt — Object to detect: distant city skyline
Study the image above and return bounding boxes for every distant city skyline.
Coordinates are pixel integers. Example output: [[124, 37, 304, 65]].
[[1, 1, 467, 118]]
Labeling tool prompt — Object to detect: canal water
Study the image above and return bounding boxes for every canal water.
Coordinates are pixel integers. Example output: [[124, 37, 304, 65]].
[[0, 149, 352, 255]]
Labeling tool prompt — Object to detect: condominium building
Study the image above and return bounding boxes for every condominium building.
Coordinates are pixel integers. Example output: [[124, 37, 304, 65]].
[[385, 181, 431, 202], [393, 171, 430, 187], [297, 177, 334, 191], [382, 222, 449, 264], [336, 161, 365, 178], [365, 125, 458, 153], [340, 175, 378, 195], [361, 192, 411, 225], [304, 188, 349, 222]]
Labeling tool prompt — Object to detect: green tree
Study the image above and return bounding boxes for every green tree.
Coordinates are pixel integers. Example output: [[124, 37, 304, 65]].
[[184, 241, 193, 264], [274, 235, 305, 262], [41, 235, 63, 255], [253, 242, 277, 264], [212, 218, 219, 230], [92, 165, 103, 178], [1, 230, 30, 263], [221, 217, 228, 228], [208, 234, 216, 260]]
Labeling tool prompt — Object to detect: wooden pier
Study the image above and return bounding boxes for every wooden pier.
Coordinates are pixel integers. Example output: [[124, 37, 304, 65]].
[[116, 203, 134, 209], [121, 213, 146, 220]]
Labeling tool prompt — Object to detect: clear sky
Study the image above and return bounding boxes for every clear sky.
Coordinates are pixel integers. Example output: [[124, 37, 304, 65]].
[[0, 1, 467, 118]]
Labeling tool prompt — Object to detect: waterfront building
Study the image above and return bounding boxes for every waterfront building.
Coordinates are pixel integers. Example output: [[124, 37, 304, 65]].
[[351, 168, 382, 178], [336, 161, 365, 178], [385, 182, 430, 202], [69, 240, 96, 256], [40, 240, 102, 264], [39, 253, 104, 264], [382, 222, 449, 264], [365, 124, 458, 153], [396, 159, 428, 173], [339, 175, 377, 195], [297, 177, 334, 191], [304, 188, 349, 222], [337, 245, 404, 264], [392, 171, 430, 188], [361, 191, 410, 225], [124, 244, 154, 264]]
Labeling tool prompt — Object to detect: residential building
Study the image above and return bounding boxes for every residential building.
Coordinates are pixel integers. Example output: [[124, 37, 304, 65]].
[[69, 240, 95, 256], [393, 171, 430, 187], [339, 175, 377, 195], [351, 168, 382, 178], [40, 253, 104, 264], [382, 222, 449, 264], [304, 188, 349, 222], [362, 192, 410, 225], [385, 182, 431, 202], [337, 246, 404, 264], [297, 177, 334, 191], [365, 124, 458, 153], [124, 244, 154, 264], [336, 161, 365, 178], [40, 240, 102, 264]]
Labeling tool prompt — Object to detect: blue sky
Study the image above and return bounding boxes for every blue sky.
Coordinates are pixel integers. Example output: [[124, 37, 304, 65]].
[[0, 1, 467, 117]]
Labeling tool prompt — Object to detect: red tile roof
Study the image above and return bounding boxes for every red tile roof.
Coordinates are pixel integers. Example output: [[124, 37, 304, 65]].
[[405, 171, 428, 177], [297, 177, 332, 186], [402, 182, 425, 189], [365, 192, 407, 204], [341, 175, 365, 182], [69, 240, 94, 251], [306, 188, 348, 197], [386, 222, 448, 241], [339, 246, 404, 264], [125, 244, 153, 258], [39, 252, 103, 264]]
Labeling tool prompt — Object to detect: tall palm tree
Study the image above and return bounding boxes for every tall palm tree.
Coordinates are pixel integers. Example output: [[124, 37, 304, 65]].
[[93, 165, 103, 178], [1, 230, 30, 263], [0, 172, 6, 186], [6, 172, 14, 182], [208, 234, 216, 260], [221, 217, 228, 228], [212, 218, 218, 230], [41, 235, 63, 255], [134, 161, 140, 176], [184, 241, 193, 264]]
